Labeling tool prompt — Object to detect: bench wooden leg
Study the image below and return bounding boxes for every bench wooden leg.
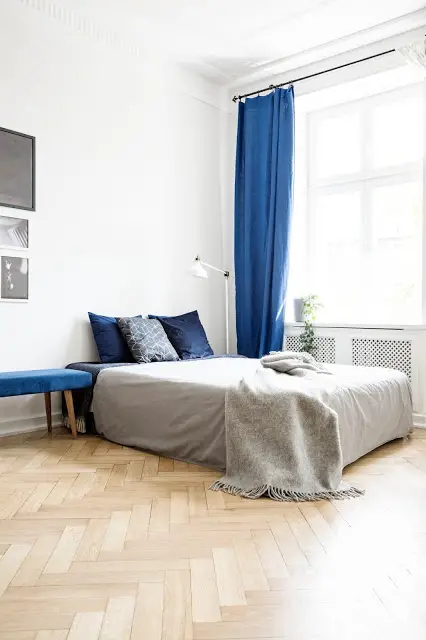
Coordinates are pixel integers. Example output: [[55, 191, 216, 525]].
[[64, 390, 77, 439], [44, 392, 52, 433]]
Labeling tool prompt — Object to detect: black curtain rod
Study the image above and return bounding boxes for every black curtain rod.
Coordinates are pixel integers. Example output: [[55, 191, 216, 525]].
[[232, 48, 396, 102]]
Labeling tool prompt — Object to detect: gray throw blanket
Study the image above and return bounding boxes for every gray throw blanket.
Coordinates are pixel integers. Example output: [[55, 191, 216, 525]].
[[261, 350, 331, 376], [211, 351, 363, 502]]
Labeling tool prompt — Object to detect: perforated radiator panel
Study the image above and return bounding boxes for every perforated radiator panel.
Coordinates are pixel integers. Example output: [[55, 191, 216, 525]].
[[285, 335, 336, 364], [351, 337, 412, 380]]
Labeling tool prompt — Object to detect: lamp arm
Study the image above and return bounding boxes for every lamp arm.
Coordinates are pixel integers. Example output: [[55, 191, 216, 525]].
[[200, 260, 233, 278]]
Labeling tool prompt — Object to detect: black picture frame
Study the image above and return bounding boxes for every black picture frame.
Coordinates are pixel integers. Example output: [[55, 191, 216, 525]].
[[0, 126, 35, 212]]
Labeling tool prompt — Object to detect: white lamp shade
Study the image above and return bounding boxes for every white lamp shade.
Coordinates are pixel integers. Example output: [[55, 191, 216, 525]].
[[190, 258, 208, 279]]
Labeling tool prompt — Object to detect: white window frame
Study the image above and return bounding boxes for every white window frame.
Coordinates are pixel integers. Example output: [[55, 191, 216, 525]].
[[301, 81, 425, 326]]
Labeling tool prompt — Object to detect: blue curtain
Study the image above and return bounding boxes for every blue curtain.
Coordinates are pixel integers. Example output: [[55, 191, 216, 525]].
[[234, 87, 294, 358]]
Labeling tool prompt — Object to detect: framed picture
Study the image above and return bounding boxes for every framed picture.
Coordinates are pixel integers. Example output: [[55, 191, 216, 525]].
[[1, 255, 29, 301], [0, 215, 29, 250], [0, 127, 35, 211]]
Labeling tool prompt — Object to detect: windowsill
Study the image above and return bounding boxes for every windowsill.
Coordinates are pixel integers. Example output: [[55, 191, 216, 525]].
[[285, 322, 426, 331]]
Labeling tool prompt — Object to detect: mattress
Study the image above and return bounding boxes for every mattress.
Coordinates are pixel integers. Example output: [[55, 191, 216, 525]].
[[92, 358, 413, 471]]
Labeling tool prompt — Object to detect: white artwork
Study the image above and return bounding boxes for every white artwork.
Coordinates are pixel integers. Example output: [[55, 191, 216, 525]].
[[0, 215, 29, 250]]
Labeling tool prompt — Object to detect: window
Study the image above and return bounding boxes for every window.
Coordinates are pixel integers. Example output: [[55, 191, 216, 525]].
[[288, 81, 425, 326]]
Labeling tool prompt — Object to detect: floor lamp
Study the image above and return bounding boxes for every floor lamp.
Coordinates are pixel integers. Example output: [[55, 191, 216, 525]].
[[190, 255, 231, 354]]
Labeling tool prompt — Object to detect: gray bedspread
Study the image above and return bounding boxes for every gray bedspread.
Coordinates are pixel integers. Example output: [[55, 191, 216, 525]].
[[63, 362, 135, 433], [92, 358, 413, 471], [64, 356, 243, 434]]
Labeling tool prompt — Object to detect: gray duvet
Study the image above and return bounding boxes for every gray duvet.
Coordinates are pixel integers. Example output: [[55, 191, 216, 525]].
[[92, 358, 412, 471]]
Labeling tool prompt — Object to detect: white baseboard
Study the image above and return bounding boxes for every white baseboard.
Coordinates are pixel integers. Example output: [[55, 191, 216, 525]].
[[0, 412, 63, 437], [413, 413, 426, 429], [1, 411, 425, 437]]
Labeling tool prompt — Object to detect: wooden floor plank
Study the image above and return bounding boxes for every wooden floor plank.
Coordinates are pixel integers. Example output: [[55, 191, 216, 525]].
[[99, 596, 135, 639], [43, 526, 86, 574], [125, 462, 144, 483], [162, 570, 190, 640], [131, 582, 163, 640], [251, 529, 290, 580], [142, 455, 159, 477], [125, 504, 151, 542], [170, 492, 189, 525], [212, 548, 246, 607], [12, 534, 60, 586], [269, 520, 310, 570], [18, 483, 55, 514], [190, 558, 221, 623], [35, 631, 69, 640], [75, 519, 109, 562], [233, 540, 269, 591], [149, 498, 170, 533], [0, 544, 32, 597], [67, 612, 104, 640], [100, 511, 131, 553]]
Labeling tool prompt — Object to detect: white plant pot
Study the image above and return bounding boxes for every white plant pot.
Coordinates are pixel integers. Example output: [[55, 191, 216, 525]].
[[293, 298, 305, 323]]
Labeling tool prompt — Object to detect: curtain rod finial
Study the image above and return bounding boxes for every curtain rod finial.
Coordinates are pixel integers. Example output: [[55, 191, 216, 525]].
[[232, 95, 238, 102]]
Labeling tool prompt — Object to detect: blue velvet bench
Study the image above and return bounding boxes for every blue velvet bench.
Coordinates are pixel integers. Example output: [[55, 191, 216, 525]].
[[0, 369, 92, 438]]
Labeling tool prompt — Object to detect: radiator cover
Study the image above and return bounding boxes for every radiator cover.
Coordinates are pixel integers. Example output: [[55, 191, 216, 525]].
[[285, 335, 336, 364], [351, 337, 412, 380]]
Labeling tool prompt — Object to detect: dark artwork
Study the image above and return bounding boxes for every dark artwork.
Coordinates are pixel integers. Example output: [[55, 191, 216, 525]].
[[1, 256, 29, 300], [0, 127, 35, 211]]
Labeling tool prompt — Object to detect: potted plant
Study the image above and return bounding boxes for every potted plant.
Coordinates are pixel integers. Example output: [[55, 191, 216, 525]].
[[299, 295, 321, 356]]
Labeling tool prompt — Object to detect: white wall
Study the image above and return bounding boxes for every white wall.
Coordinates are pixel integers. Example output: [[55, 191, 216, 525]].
[[0, 1, 226, 432]]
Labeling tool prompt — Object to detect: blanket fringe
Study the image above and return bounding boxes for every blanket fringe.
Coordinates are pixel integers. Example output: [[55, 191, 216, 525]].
[[62, 414, 86, 434], [209, 480, 364, 502]]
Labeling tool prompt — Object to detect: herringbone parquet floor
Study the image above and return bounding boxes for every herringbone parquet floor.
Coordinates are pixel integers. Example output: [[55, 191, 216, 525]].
[[1, 428, 426, 640]]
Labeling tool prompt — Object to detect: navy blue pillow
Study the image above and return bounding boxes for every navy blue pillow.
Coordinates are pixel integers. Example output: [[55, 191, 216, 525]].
[[88, 312, 140, 364], [148, 310, 213, 360]]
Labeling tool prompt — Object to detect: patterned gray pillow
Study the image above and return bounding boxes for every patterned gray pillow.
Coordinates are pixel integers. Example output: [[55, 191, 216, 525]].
[[117, 317, 179, 363]]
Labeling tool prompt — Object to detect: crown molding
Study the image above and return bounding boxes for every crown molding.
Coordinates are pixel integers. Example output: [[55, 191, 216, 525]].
[[227, 8, 426, 90], [18, 0, 156, 59]]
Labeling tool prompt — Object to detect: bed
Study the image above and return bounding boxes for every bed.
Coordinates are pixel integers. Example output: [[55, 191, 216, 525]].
[[85, 357, 412, 471]]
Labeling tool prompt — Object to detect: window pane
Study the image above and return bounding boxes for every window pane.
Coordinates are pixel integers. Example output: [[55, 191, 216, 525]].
[[312, 190, 365, 323], [312, 111, 361, 181], [314, 190, 362, 242], [371, 94, 423, 169], [369, 181, 423, 324]]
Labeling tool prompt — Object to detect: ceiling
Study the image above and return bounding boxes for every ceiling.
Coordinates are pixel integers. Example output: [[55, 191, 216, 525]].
[[50, 0, 426, 83]]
